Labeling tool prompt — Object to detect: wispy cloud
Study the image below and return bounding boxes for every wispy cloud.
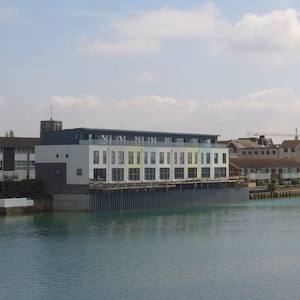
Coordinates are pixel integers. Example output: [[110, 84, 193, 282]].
[[0, 5, 21, 23]]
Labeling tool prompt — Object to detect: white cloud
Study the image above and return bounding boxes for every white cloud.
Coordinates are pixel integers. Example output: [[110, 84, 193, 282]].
[[111, 4, 227, 39], [134, 71, 159, 83], [81, 4, 229, 56], [84, 38, 161, 56], [1, 88, 299, 142], [0, 6, 20, 23], [225, 9, 300, 64]]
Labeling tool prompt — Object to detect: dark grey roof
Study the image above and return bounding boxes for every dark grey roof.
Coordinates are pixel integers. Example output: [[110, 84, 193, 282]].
[[41, 127, 219, 145], [0, 137, 40, 148], [230, 158, 300, 169]]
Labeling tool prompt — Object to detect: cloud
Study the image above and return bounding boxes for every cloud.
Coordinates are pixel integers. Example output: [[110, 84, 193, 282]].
[[225, 9, 300, 64], [81, 4, 229, 56], [1, 88, 299, 142], [134, 71, 159, 83], [84, 38, 161, 56], [0, 5, 20, 23]]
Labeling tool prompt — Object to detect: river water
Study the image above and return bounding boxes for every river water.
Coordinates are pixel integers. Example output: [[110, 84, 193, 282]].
[[1, 197, 300, 300]]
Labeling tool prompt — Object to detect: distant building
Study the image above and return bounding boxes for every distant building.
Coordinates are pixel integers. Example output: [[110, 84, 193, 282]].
[[40, 118, 62, 136], [221, 138, 279, 159], [229, 158, 300, 184], [0, 137, 40, 195]]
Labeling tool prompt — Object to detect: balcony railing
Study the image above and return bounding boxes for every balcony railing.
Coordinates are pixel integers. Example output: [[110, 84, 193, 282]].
[[79, 139, 226, 148]]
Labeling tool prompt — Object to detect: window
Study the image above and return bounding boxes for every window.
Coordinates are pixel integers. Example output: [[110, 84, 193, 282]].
[[214, 167, 226, 178], [292, 148, 295, 153], [261, 151, 265, 155], [76, 169, 82, 176], [180, 152, 184, 164], [111, 151, 115, 164], [29, 161, 35, 170], [195, 152, 198, 164], [222, 153, 226, 164], [254, 151, 258, 155], [174, 168, 184, 179], [129, 168, 140, 181], [188, 152, 192, 164], [14, 161, 27, 170], [103, 151, 107, 164], [201, 167, 210, 178], [201, 153, 204, 164], [159, 152, 164, 164], [188, 167, 197, 178], [93, 151, 99, 164], [151, 152, 156, 164], [284, 148, 288, 153], [272, 151, 276, 155], [66, 154, 69, 158], [0, 161, 2, 170], [167, 152, 170, 164], [174, 152, 178, 164], [112, 168, 124, 181], [119, 151, 124, 164], [145, 168, 155, 180], [128, 151, 134, 164], [56, 154, 59, 158], [137, 152, 140, 164], [160, 168, 170, 180], [214, 153, 218, 164], [144, 151, 148, 164], [94, 168, 106, 181], [55, 168, 61, 176], [206, 153, 210, 164]]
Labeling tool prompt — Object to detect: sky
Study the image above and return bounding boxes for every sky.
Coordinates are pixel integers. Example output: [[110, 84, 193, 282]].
[[1, 0, 300, 142]]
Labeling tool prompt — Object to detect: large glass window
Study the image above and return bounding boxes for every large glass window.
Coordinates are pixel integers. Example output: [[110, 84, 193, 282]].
[[195, 152, 198, 164], [112, 168, 124, 181], [128, 151, 134, 164], [167, 152, 170, 164], [214, 153, 218, 164], [94, 168, 106, 181], [111, 151, 115, 164], [119, 151, 124, 164], [206, 153, 210, 164], [144, 151, 148, 164], [214, 167, 226, 178], [174, 152, 177, 164], [174, 167, 184, 179], [180, 152, 184, 164], [151, 152, 156, 164], [14, 161, 27, 170], [103, 151, 107, 164], [201, 167, 210, 178], [137, 152, 141, 164], [188, 167, 197, 178], [160, 168, 170, 180], [188, 152, 192, 164], [129, 168, 140, 181], [93, 151, 99, 164], [159, 152, 164, 164], [145, 168, 155, 180], [222, 153, 226, 164], [201, 153, 204, 164]]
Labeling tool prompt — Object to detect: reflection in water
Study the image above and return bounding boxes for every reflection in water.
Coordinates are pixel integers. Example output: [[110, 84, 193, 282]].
[[1, 198, 300, 300]]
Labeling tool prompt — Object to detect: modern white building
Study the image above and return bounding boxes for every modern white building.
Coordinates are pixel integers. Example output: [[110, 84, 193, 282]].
[[35, 128, 229, 191]]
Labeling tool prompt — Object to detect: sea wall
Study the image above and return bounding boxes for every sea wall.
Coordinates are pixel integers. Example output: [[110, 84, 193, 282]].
[[88, 187, 249, 212]]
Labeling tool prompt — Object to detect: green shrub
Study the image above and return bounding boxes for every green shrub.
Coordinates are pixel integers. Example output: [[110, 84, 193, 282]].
[[268, 179, 277, 192], [16, 179, 43, 197]]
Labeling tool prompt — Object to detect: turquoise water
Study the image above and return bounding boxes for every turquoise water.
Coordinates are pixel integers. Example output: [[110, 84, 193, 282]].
[[1, 198, 300, 300]]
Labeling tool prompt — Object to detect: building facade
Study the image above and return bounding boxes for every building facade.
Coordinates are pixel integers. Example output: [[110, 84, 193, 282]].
[[36, 128, 229, 189], [0, 137, 40, 183], [229, 158, 300, 184]]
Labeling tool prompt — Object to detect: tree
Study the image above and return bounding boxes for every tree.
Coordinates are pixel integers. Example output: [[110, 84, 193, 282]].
[[5, 130, 14, 137]]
